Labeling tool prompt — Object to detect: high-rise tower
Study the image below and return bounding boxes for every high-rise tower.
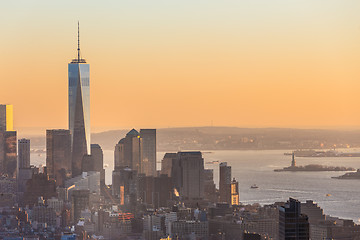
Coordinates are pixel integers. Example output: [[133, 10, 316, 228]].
[[68, 22, 90, 177], [219, 162, 231, 203], [0, 105, 13, 131], [0, 104, 17, 177], [140, 129, 156, 176], [18, 138, 30, 169], [279, 198, 309, 239], [46, 129, 71, 186]]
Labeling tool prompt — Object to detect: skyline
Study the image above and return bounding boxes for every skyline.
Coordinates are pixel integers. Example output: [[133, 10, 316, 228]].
[[1, 1, 360, 135]]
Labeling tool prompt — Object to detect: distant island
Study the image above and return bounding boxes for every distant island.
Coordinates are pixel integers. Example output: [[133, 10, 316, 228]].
[[275, 153, 355, 172], [285, 149, 360, 158], [25, 126, 360, 151], [274, 165, 355, 172], [332, 169, 360, 179]]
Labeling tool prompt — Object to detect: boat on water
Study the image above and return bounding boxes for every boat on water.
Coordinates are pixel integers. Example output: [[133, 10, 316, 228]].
[[250, 184, 259, 189], [326, 194, 331, 197]]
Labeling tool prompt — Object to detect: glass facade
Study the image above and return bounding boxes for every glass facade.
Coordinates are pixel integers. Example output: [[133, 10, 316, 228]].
[[46, 129, 71, 187], [68, 62, 90, 177], [0, 104, 13, 132], [140, 129, 157, 176], [4, 131, 17, 177]]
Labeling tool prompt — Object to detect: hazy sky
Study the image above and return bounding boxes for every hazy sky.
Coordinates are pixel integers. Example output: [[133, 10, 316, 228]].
[[1, 1, 360, 134]]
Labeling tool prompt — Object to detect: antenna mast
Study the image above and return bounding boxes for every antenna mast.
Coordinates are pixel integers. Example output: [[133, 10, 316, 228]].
[[77, 21, 80, 61]]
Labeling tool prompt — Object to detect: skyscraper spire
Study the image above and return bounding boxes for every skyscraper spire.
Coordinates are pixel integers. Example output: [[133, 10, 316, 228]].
[[72, 21, 86, 63], [77, 21, 80, 61]]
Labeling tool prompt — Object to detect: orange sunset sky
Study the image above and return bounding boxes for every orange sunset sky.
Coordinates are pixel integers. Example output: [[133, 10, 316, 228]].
[[1, 1, 360, 135]]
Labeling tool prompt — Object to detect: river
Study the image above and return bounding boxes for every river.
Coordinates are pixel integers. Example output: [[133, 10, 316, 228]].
[[31, 148, 360, 222]]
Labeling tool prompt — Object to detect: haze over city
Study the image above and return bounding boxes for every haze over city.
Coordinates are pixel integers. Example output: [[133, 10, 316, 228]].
[[1, 1, 360, 135], [1, 1, 360, 240]]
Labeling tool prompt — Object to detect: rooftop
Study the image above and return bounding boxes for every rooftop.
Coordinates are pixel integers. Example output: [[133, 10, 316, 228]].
[[126, 128, 139, 136]]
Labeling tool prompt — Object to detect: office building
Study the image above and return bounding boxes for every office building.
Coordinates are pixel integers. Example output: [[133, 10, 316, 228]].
[[47, 197, 64, 214], [143, 214, 163, 234], [31, 200, 57, 227], [17, 166, 39, 204], [0, 131, 17, 177], [114, 129, 142, 173], [82, 144, 104, 172], [171, 151, 204, 200], [112, 167, 137, 210], [0, 175, 17, 207], [140, 129, 156, 176], [161, 153, 176, 177], [0, 105, 17, 177], [18, 138, 30, 169], [243, 232, 261, 240], [279, 198, 310, 240], [46, 129, 71, 187], [0, 175, 16, 193], [171, 220, 209, 240], [204, 169, 217, 202], [300, 200, 325, 225], [138, 174, 173, 208], [69, 23, 91, 177], [65, 171, 101, 196], [82, 144, 105, 192], [0, 104, 13, 131], [114, 138, 125, 169], [71, 189, 90, 224], [90, 144, 103, 172], [230, 178, 239, 205], [23, 168, 57, 207], [137, 174, 154, 206], [165, 212, 178, 235], [208, 202, 233, 219], [219, 162, 231, 203]]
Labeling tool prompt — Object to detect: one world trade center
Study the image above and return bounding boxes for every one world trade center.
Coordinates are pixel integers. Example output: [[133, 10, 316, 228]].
[[68, 23, 90, 177]]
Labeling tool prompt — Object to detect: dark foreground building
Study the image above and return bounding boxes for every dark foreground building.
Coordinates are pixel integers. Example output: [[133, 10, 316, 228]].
[[279, 198, 309, 240], [46, 129, 71, 187]]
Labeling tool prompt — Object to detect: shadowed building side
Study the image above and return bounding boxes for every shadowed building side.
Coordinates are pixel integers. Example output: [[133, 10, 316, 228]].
[[114, 129, 142, 173], [279, 198, 310, 240], [140, 129, 156, 176], [219, 162, 231, 204], [171, 151, 204, 200], [18, 138, 30, 169], [81, 144, 106, 194], [46, 130, 72, 187]]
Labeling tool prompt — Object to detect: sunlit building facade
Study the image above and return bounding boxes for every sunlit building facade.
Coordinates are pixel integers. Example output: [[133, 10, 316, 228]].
[[68, 25, 90, 177], [230, 178, 239, 205], [0, 105, 16, 177], [0, 131, 17, 177], [0, 105, 13, 132]]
